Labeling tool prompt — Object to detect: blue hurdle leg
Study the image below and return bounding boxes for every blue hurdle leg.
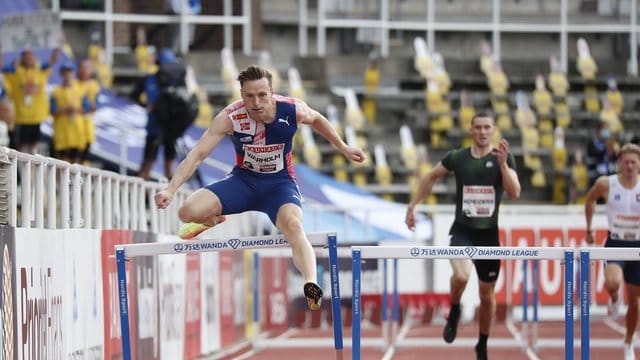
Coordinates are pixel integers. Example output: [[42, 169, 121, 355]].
[[382, 259, 388, 349], [533, 259, 539, 351], [327, 234, 344, 359], [564, 250, 574, 360], [116, 248, 132, 360], [523, 259, 529, 351], [580, 250, 590, 360], [352, 249, 362, 360]]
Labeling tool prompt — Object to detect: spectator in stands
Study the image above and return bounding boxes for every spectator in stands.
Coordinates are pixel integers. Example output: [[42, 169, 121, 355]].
[[362, 51, 380, 125], [569, 149, 589, 204], [0, 76, 14, 147], [76, 58, 101, 165], [605, 76, 624, 115], [50, 61, 90, 164], [1, 45, 60, 154], [586, 121, 618, 187], [584, 143, 640, 360], [548, 55, 569, 98], [577, 38, 598, 81], [458, 89, 474, 148], [548, 55, 571, 129], [134, 27, 156, 74], [131, 48, 183, 180], [154, 65, 365, 311], [193, 88, 213, 128], [600, 97, 623, 134], [405, 113, 521, 360], [479, 41, 493, 76], [94, 48, 113, 89], [88, 26, 103, 63]]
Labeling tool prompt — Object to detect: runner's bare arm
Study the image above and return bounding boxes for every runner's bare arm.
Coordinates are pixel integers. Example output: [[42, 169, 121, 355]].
[[584, 176, 608, 243], [165, 109, 233, 193], [494, 139, 521, 199], [295, 99, 365, 163], [405, 162, 449, 230]]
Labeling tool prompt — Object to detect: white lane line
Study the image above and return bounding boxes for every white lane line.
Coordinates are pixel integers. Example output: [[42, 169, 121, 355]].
[[382, 319, 413, 360], [603, 317, 626, 335], [506, 320, 540, 360]]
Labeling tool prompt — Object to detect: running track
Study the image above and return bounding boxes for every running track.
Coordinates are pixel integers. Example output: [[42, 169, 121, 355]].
[[211, 318, 638, 359]]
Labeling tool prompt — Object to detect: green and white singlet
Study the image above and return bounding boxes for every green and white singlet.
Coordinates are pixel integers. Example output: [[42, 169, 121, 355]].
[[441, 147, 516, 229]]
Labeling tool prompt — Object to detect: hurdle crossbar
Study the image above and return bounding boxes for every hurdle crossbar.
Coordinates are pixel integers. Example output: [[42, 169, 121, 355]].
[[351, 246, 575, 360], [115, 231, 344, 360], [579, 247, 640, 360]]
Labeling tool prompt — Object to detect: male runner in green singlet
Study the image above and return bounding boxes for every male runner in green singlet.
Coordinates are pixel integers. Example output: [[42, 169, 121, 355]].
[[405, 112, 521, 360]]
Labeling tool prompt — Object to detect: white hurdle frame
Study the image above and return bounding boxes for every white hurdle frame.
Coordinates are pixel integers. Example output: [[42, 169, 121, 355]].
[[115, 232, 344, 360], [351, 246, 575, 360]]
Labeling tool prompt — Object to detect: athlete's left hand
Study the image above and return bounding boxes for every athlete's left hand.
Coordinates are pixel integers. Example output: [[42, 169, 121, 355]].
[[344, 146, 366, 163], [493, 139, 509, 166]]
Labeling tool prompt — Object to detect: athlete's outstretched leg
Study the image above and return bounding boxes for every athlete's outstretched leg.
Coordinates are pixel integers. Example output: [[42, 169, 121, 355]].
[[604, 263, 623, 318], [443, 259, 472, 343], [475, 280, 497, 360], [276, 203, 322, 310], [177, 189, 226, 239]]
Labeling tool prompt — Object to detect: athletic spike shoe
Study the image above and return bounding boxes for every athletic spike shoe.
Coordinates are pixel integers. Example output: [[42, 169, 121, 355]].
[[624, 342, 636, 360], [608, 297, 621, 319], [475, 344, 488, 360], [178, 216, 226, 240], [178, 223, 211, 240], [443, 307, 461, 343], [303, 282, 323, 311]]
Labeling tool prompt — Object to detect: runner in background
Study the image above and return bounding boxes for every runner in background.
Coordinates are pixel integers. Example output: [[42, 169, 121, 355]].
[[405, 112, 521, 360], [585, 143, 640, 360]]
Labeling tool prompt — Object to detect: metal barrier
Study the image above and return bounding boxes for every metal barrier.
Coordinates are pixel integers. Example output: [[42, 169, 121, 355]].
[[0, 146, 189, 234]]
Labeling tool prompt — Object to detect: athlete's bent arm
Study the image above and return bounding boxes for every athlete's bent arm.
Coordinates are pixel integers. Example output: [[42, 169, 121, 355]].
[[156, 110, 232, 207], [584, 176, 608, 244], [405, 162, 449, 230], [495, 139, 521, 199], [296, 99, 365, 163], [501, 166, 520, 200]]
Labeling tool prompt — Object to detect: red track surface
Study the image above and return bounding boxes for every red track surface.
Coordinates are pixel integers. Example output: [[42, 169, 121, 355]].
[[228, 318, 639, 359]]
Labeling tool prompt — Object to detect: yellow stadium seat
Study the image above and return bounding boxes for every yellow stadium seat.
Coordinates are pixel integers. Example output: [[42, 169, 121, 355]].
[[332, 154, 348, 182], [584, 85, 600, 113], [552, 176, 567, 204], [303, 144, 321, 169], [606, 90, 624, 115], [577, 38, 598, 80]]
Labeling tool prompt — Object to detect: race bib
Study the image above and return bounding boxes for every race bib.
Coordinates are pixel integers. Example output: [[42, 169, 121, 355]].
[[610, 214, 640, 240], [242, 144, 285, 173], [462, 185, 495, 217]]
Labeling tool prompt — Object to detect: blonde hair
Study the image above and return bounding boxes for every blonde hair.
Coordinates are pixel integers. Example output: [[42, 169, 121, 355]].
[[618, 143, 640, 159]]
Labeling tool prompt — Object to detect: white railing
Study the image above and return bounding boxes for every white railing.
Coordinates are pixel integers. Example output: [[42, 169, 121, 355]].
[[0, 147, 190, 234]]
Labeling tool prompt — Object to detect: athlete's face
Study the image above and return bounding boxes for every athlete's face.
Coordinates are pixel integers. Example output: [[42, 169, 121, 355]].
[[618, 152, 640, 178], [241, 77, 274, 122], [470, 116, 495, 148]]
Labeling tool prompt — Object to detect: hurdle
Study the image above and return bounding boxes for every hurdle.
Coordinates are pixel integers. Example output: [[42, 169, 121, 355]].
[[351, 245, 575, 360], [579, 247, 640, 360], [115, 231, 344, 360]]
